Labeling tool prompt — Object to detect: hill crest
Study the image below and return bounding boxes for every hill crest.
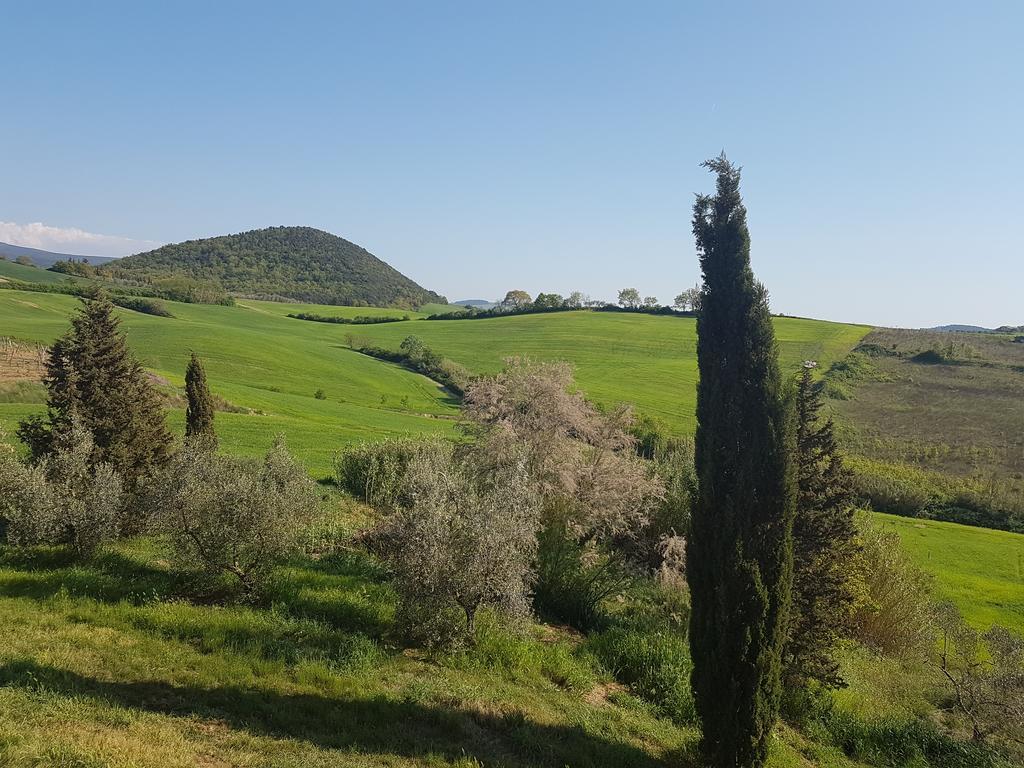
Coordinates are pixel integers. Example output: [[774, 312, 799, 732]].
[[101, 226, 446, 308]]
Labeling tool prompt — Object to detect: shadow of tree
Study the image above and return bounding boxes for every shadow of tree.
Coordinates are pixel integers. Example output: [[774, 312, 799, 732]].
[[0, 660, 695, 767]]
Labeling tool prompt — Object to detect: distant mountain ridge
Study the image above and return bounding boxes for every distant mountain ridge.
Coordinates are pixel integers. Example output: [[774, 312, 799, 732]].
[[99, 226, 446, 308], [0, 241, 117, 269]]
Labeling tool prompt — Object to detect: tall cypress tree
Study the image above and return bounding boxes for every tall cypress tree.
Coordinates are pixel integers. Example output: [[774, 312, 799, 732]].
[[687, 155, 796, 768], [17, 291, 173, 488], [784, 364, 860, 692], [184, 352, 216, 444]]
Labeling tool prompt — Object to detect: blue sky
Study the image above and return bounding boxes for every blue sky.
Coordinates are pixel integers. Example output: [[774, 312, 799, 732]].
[[2, 1, 1020, 327]]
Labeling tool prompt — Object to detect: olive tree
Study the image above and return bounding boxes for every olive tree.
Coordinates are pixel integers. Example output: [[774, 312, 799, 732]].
[[149, 436, 319, 595], [383, 441, 541, 646], [1, 420, 123, 557], [463, 359, 662, 627], [934, 601, 1024, 747]]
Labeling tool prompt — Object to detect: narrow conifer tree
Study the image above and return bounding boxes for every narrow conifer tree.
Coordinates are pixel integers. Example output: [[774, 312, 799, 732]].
[[784, 364, 860, 691], [687, 155, 796, 768], [17, 291, 173, 488], [185, 352, 217, 444]]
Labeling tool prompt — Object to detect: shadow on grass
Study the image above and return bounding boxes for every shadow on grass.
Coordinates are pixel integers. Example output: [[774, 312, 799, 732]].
[[0, 546, 393, 668], [0, 660, 695, 768], [0, 548, 192, 604]]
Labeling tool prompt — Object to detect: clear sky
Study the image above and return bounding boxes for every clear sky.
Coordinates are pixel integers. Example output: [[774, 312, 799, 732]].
[[2, 1, 1020, 328]]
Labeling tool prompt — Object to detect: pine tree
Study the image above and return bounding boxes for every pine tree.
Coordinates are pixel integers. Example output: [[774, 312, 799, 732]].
[[17, 291, 173, 488], [687, 155, 796, 768], [185, 352, 216, 444], [784, 364, 860, 691]]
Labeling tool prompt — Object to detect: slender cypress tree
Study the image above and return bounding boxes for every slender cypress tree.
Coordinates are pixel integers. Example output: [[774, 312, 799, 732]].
[[17, 291, 173, 487], [687, 155, 796, 768], [784, 364, 860, 692], [184, 352, 217, 444]]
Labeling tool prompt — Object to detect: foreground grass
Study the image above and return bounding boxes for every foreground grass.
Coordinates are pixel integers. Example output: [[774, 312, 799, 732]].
[[0, 537, 696, 768], [873, 512, 1024, 633], [2, 510, 1018, 767]]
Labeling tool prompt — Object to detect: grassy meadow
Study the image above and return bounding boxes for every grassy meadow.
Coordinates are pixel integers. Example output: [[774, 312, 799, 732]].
[[0, 289, 868, 473], [0, 292, 459, 475], [873, 512, 1024, 634]]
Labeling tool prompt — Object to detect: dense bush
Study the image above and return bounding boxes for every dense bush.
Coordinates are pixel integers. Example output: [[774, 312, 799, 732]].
[[850, 519, 933, 657], [349, 336, 469, 395], [848, 457, 1024, 533], [148, 436, 319, 595], [287, 312, 409, 325], [380, 441, 541, 646], [587, 626, 695, 724], [532, 513, 635, 630], [463, 359, 663, 629], [335, 436, 446, 510], [0, 421, 124, 556], [111, 296, 173, 317]]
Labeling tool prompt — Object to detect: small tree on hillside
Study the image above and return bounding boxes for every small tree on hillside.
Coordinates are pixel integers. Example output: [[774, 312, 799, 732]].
[[533, 292, 564, 309], [2, 419, 124, 557], [673, 285, 702, 312], [15, 255, 35, 267], [642, 296, 659, 308], [565, 291, 586, 308], [384, 441, 541, 646], [150, 435, 319, 595], [500, 290, 532, 310], [185, 352, 216, 444], [784, 363, 861, 693], [617, 288, 641, 308], [17, 292, 173, 489], [688, 155, 796, 768]]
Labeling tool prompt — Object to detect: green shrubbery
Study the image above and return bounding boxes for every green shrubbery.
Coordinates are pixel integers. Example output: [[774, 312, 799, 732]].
[[848, 456, 1024, 532], [1, 420, 124, 556], [147, 436, 320, 596], [586, 626, 695, 724], [111, 296, 173, 316], [335, 436, 446, 510]]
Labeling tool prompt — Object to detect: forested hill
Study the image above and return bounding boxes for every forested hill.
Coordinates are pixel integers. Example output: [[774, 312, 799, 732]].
[[100, 226, 446, 307]]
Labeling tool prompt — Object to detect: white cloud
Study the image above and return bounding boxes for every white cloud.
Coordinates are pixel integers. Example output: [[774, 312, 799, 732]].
[[0, 221, 162, 258]]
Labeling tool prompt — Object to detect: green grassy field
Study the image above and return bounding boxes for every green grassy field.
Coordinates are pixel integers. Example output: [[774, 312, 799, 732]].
[[0, 292, 458, 475], [319, 311, 870, 430], [0, 259, 91, 286], [0, 291, 868, 474], [873, 512, 1024, 634]]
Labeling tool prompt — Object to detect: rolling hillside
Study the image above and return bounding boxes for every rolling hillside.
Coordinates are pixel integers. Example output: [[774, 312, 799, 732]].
[[0, 290, 867, 473], [98, 227, 447, 308], [0, 241, 116, 269]]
